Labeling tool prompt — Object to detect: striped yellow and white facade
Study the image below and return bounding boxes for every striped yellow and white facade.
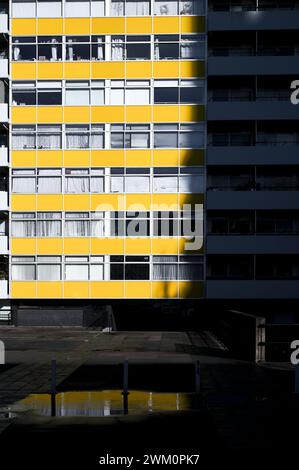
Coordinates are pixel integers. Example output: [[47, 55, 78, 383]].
[[9, 0, 206, 299]]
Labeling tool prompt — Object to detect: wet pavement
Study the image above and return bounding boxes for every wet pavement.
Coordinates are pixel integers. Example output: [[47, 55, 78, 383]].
[[0, 327, 297, 465]]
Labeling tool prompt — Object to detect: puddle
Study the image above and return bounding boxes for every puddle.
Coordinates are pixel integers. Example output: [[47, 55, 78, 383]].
[[13, 390, 199, 417]]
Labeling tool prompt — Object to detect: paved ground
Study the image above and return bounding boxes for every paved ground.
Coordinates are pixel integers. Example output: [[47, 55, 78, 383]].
[[0, 327, 297, 465]]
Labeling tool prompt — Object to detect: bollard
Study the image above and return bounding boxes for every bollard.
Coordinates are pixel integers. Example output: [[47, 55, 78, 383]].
[[195, 360, 200, 393], [295, 364, 299, 393], [51, 359, 57, 417], [121, 360, 129, 415]]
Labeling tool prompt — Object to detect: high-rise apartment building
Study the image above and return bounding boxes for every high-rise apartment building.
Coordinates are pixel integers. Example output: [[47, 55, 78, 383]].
[[0, 0, 298, 326]]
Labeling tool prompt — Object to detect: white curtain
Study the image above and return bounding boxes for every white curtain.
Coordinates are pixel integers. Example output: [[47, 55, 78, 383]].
[[65, 220, 89, 236], [179, 263, 202, 280], [154, 0, 178, 15], [126, 176, 150, 193], [110, 176, 124, 192], [91, 0, 105, 16], [37, 264, 61, 280], [129, 132, 149, 148], [12, 221, 35, 237], [37, 177, 61, 193], [66, 133, 89, 149], [12, 134, 35, 149], [154, 39, 160, 60], [37, 134, 61, 149], [111, 38, 125, 60], [67, 42, 74, 60], [65, 0, 89, 16], [12, 177, 35, 193], [91, 89, 104, 105], [65, 264, 89, 280], [90, 133, 104, 148], [153, 264, 177, 280], [13, 46, 20, 60], [90, 176, 104, 193], [13, 1, 36, 17], [110, 88, 124, 104], [91, 220, 105, 237], [66, 89, 89, 105], [111, 1, 124, 16], [37, 220, 61, 236], [12, 264, 35, 280], [126, 1, 149, 15], [97, 37, 104, 60], [153, 176, 178, 192], [90, 264, 104, 280], [125, 89, 149, 104], [65, 177, 89, 193]]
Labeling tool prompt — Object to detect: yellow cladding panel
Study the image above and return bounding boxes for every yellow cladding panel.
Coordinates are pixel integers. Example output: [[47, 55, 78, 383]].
[[126, 17, 152, 34], [64, 194, 90, 210], [37, 63, 63, 79], [180, 16, 205, 33], [126, 61, 152, 79], [64, 106, 90, 123], [11, 238, 36, 255], [37, 18, 63, 34], [37, 282, 63, 299], [37, 195, 63, 210], [180, 105, 205, 122], [92, 106, 124, 122], [179, 281, 204, 298], [38, 107, 63, 123], [92, 62, 125, 79], [64, 282, 89, 298], [91, 238, 124, 254], [92, 17, 125, 34], [64, 238, 90, 254], [153, 17, 180, 33], [12, 18, 36, 35], [11, 151, 36, 168], [91, 281, 124, 298], [126, 150, 151, 167], [153, 150, 179, 166], [152, 238, 178, 254], [153, 61, 180, 78], [91, 150, 124, 167], [179, 149, 204, 166], [37, 238, 63, 254], [12, 63, 36, 80], [179, 193, 204, 205], [37, 151, 63, 167], [12, 107, 36, 124], [152, 193, 179, 208], [126, 106, 151, 123], [65, 18, 91, 34], [12, 195, 36, 211], [91, 194, 125, 211], [64, 150, 90, 167], [152, 281, 179, 299], [11, 282, 36, 299], [153, 105, 179, 122], [126, 194, 151, 210], [125, 282, 151, 298], [180, 61, 205, 78], [125, 238, 151, 254], [64, 62, 91, 79]]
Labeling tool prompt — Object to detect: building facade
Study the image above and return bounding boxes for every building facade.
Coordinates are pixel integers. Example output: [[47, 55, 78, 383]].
[[0, 0, 298, 323]]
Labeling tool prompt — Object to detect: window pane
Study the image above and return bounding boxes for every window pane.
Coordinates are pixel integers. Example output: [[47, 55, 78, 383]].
[[37, 264, 61, 280], [65, 264, 89, 280]]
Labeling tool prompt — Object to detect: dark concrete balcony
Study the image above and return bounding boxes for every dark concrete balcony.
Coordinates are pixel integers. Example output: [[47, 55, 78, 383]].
[[207, 100, 299, 121], [208, 56, 299, 76], [206, 280, 299, 299], [207, 191, 299, 210], [208, 10, 299, 31], [207, 146, 299, 165], [207, 235, 299, 254]]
